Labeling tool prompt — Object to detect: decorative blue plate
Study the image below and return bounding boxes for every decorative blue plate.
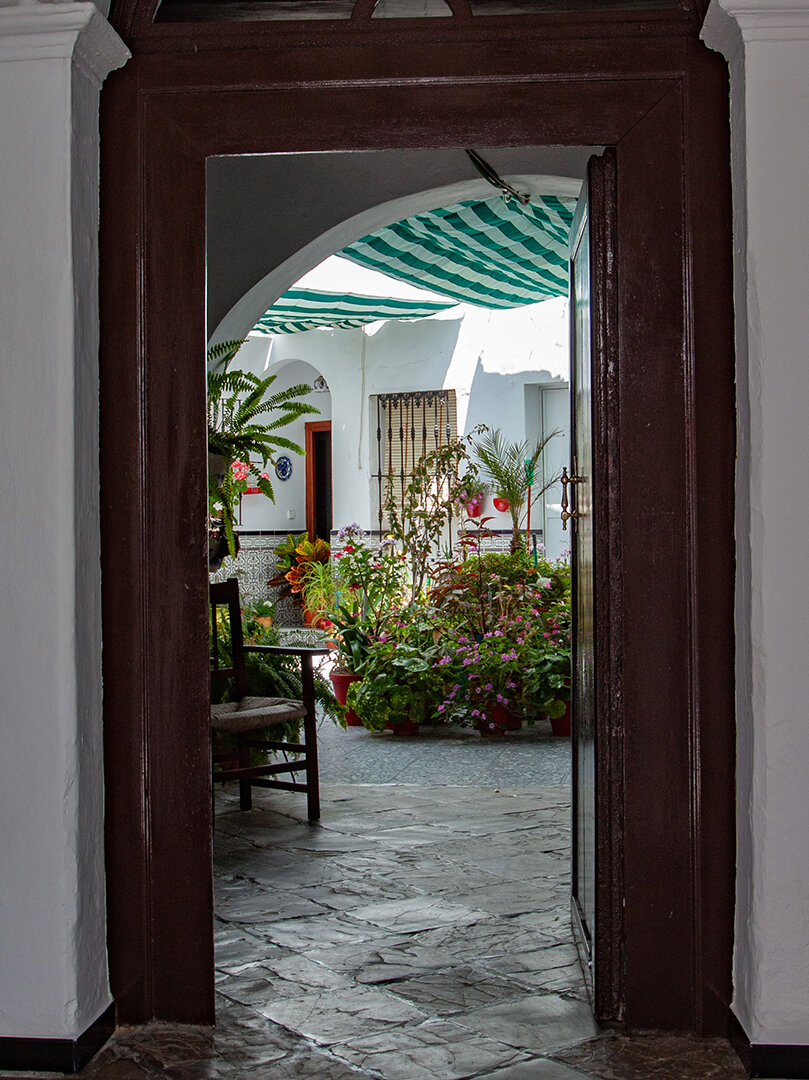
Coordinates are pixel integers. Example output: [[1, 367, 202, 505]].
[[275, 455, 293, 481]]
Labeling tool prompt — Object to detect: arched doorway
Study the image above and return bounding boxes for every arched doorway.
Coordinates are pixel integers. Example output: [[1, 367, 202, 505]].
[[99, 5, 736, 1035]]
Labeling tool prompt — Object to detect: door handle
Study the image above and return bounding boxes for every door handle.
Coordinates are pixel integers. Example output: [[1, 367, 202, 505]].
[[560, 466, 585, 530]]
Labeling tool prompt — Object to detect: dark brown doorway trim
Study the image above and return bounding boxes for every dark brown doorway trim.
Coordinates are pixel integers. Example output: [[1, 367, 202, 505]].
[[305, 421, 333, 543], [99, 10, 735, 1034]]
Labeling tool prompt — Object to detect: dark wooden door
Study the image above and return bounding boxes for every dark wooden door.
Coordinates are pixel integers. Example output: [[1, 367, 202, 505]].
[[305, 420, 332, 542], [99, 13, 736, 1032], [570, 161, 596, 988]]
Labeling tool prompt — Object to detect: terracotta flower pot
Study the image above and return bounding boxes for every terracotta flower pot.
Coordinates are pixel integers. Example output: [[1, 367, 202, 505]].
[[476, 702, 520, 737], [386, 718, 420, 736], [550, 701, 572, 737], [329, 670, 363, 726], [465, 493, 484, 517]]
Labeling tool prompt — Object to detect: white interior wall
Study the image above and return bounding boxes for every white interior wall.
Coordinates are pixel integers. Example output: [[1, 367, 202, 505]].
[[703, 0, 809, 1048], [0, 2, 127, 1040]]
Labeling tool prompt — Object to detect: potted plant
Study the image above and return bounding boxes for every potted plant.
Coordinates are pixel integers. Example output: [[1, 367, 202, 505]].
[[267, 532, 330, 615], [207, 339, 319, 561], [430, 547, 572, 735], [326, 525, 407, 725], [326, 604, 375, 726], [471, 427, 559, 555], [299, 556, 337, 630], [384, 437, 483, 599], [347, 627, 445, 735]]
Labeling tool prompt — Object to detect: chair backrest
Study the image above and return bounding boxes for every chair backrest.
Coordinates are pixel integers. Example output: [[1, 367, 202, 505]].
[[210, 577, 248, 700]]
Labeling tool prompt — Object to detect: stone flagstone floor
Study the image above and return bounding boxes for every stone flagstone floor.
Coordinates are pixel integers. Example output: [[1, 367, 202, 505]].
[[0, 721, 740, 1080], [67, 718, 747, 1080]]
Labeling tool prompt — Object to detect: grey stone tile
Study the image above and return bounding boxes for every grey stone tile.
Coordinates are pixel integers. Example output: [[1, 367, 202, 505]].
[[202, 1048, 370, 1080], [447, 879, 569, 917], [384, 965, 534, 1015], [216, 957, 353, 1005], [215, 885, 328, 923], [294, 877, 415, 912], [333, 1018, 530, 1080], [259, 985, 427, 1045], [212, 928, 286, 974], [248, 860, 354, 890], [450, 847, 569, 883], [415, 915, 561, 965], [261, 914, 391, 950], [484, 941, 582, 976], [302, 936, 458, 984], [344, 896, 492, 933], [455, 993, 599, 1052], [262, 954, 356, 994]]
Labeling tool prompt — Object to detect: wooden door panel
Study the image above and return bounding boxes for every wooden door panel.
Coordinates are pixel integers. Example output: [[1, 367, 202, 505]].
[[570, 167, 596, 976]]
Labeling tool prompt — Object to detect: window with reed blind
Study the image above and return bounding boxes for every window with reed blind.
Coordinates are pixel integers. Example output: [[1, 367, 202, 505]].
[[372, 390, 458, 532]]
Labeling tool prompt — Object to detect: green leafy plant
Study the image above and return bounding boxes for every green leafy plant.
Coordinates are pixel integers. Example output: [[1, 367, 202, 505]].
[[384, 435, 484, 597], [268, 532, 330, 604], [346, 617, 445, 731], [328, 604, 375, 676], [207, 339, 319, 559], [300, 557, 338, 628], [332, 524, 407, 621], [471, 427, 559, 554]]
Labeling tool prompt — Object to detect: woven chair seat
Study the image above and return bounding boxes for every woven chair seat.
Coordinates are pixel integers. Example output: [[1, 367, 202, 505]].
[[211, 695, 308, 735]]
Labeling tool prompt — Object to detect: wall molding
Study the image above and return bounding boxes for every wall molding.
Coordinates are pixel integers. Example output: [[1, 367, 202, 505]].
[[0, 1005, 114, 1074], [703, 0, 809, 51], [730, 1011, 809, 1079], [0, 3, 128, 84]]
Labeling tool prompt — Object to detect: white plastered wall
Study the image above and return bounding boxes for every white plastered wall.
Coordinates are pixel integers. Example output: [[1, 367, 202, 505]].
[[227, 297, 569, 550], [703, 0, 809, 1047], [0, 1, 128, 1040]]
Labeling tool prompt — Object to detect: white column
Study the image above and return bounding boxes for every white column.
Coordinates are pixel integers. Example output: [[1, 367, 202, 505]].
[[0, 1, 128, 1039], [703, 0, 809, 1048]]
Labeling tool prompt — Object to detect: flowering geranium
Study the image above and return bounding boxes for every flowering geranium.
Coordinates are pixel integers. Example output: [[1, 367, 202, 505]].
[[436, 626, 525, 724], [430, 552, 572, 727]]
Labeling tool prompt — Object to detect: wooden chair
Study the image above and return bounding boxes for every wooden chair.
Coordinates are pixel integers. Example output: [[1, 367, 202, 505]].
[[210, 577, 329, 820]]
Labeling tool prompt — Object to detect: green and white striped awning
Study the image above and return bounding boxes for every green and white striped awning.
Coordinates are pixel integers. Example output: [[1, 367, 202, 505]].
[[252, 287, 456, 335], [338, 195, 575, 308]]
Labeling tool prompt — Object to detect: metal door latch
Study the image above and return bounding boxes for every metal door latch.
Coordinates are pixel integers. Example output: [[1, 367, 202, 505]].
[[560, 466, 585, 530]]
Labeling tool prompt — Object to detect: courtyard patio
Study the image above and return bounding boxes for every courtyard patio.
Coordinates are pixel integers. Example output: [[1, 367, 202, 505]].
[[67, 721, 746, 1080]]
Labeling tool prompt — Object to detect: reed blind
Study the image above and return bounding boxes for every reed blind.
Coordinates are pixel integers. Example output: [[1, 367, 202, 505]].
[[373, 390, 458, 531]]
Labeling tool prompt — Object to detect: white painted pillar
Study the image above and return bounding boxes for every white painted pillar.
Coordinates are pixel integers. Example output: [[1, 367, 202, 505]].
[[703, 0, 809, 1048], [0, 1, 128, 1041]]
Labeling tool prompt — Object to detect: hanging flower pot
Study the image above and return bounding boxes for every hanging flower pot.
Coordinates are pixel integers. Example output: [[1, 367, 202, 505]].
[[493, 497, 510, 513], [465, 493, 485, 517]]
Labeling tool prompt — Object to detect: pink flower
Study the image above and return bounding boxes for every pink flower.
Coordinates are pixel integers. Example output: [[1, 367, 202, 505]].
[[260, 471, 270, 480]]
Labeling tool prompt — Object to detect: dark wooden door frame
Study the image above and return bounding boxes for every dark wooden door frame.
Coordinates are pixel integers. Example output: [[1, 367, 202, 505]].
[[305, 420, 333, 542], [99, 8, 736, 1034]]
